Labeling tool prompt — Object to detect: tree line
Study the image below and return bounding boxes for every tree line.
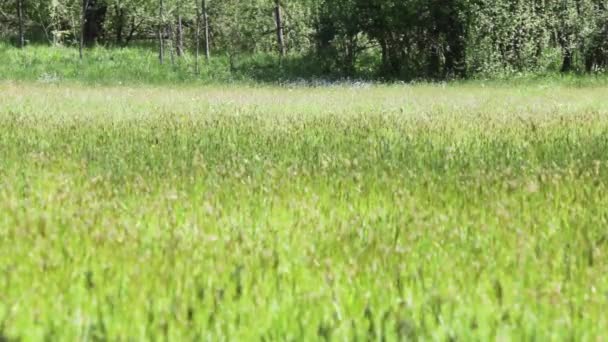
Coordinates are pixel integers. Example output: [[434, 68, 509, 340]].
[[1, 0, 607, 79]]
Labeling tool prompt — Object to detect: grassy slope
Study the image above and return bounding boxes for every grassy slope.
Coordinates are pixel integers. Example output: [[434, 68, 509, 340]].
[[1, 81, 608, 340]]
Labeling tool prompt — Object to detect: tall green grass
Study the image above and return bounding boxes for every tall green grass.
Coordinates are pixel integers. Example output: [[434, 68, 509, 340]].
[[1, 82, 607, 339], [0, 43, 234, 84], [0, 44, 336, 85], [2, 43, 608, 86]]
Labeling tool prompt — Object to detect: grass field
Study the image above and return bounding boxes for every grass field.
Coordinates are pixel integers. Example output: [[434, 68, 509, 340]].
[[1, 81, 608, 340]]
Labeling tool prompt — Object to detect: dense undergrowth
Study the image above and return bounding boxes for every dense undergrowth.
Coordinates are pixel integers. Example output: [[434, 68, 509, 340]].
[[2, 43, 608, 87]]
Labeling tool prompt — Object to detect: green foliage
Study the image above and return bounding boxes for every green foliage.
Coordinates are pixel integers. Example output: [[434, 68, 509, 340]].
[[4, 43, 608, 85], [1, 82, 608, 339], [0, 43, 237, 84], [0, 43, 364, 84], [2, 0, 607, 79]]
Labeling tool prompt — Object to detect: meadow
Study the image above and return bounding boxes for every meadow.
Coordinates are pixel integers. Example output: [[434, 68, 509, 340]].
[[1, 80, 608, 340]]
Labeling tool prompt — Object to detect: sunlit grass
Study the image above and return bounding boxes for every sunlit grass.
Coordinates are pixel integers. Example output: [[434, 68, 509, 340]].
[[2, 44, 608, 86], [1, 81, 607, 340]]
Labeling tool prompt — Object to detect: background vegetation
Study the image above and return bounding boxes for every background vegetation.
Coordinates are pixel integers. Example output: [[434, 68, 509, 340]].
[[1, 0, 608, 81]]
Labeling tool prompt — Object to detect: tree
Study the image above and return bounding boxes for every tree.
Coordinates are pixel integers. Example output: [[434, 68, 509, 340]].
[[79, 0, 89, 59], [195, 0, 210, 73], [2, 0, 607, 79], [315, 0, 360, 75], [17, 0, 24, 48], [176, 1, 184, 57], [275, 0, 285, 58], [202, 0, 210, 60], [159, 0, 164, 64]]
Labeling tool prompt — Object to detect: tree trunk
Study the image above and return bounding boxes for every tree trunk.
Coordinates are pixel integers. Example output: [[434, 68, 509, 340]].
[[114, 5, 125, 46], [17, 0, 25, 48], [428, 45, 441, 78], [158, 0, 164, 64], [585, 50, 595, 72], [80, 0, 90, 59], [195, 1, 200, 73], [380, 39, 389, 73], [274, 0, 286, 59], [168, 23, 175, 66], [82, 0, 106, 47], [124, 16, 138, 47], [443, 0, 467, 78], [176, 11, 184, 57], [343, 35, 357, 76], [444, 34, 467, 78], [384, 36, 402, 75], [203, 0, 210, 60], [561, 48, 573, 72]]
